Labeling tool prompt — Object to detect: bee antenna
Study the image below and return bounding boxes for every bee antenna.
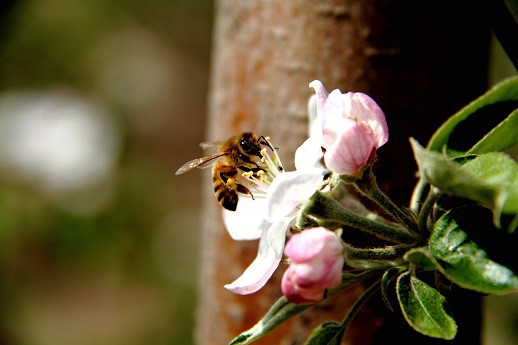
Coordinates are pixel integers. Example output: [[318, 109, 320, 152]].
[[257, 135, 275, 151]]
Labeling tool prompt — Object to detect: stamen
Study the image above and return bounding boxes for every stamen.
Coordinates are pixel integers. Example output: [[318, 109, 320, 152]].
[[261, 150, 281, 178], [240, 191, 267, 198], [256, 170, 268, 180], [257, 170, 272, 185], [263, 137, 284, 172], [242, 172, 270, 191], [242, 171, 253, 179], [235, 135, 287, 200]]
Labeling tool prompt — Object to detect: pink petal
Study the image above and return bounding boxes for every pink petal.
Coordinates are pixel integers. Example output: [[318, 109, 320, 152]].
[[281, 228, 344, 304], [281, 267, 323, 304], [347, 93, 388, 148], [323, 258, 345, 288], [284, 227, 336, 262], [321, 89, 346, 147], [324, 120, 376, 175], [290, 260, 328, 285]]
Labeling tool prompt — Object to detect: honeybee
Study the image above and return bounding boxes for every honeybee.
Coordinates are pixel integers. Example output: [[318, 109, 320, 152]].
[[175, 131, 279, 211]]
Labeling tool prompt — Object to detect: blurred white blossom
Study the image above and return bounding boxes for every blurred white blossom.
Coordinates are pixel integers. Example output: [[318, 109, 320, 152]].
[[0, 89, 121, 211]]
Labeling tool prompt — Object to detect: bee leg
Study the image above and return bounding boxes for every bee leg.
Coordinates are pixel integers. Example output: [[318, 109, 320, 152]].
[[236, 183, 254, 200], [219, 166, 238, 182], [218, 166, 243, 193], [223, 177, 254, 200], [238, 166, 264, 174]]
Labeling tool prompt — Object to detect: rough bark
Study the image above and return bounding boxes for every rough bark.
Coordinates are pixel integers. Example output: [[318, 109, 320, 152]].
[[197, 0, 489, 344]]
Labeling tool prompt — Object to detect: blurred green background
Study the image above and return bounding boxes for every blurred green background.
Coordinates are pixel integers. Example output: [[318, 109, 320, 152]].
[[0, 1, 516, 345], [0, 1, 212, 344]]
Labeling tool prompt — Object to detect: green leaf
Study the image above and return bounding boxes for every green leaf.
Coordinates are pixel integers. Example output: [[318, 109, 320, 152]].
[[468, 108, 518, 155], [229, 271, 379, 345], [404, 248, 440, 271], [381, 267, 406, 312], [397, 272, 457, 340], [510, 214, 518, 233], [462, 152, 518, 215], [305, 322, 345, 345], [429, 210, 518, 294], [427, 76, 518, 156], [410, 139, 507, 226]]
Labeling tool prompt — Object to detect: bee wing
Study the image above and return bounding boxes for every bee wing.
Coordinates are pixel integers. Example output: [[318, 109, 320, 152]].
[[175, 153, 228, 175], [199, 141, 224, 152]]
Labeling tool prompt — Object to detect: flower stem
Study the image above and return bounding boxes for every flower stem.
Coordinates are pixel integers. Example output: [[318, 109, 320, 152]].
[[328, 270, 383, 296], [343, 243, 413, 261], [352, 166, 419, 234], [417, 187, 441, 234], [228, 270, 382, 345], [345, 258, 405, 271], [301, 191, 420, 244], [410, 177, 427, 213], [340, 279, 381, 332]]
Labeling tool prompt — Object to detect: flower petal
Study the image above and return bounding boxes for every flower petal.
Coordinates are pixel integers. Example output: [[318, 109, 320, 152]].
[[321, 89, 346, 147], [281, 265, 325, 304], [284, 227, 342, 263], [324, 119, 376, 175], [222, 197, 267, 240], [295, 136, 324, 171], [308, 80, 328, 118], [307, 94, 323, 144], [224, 217, 291, 294], [345, 92, 388, 148], [291, 260, 328, 285], [266, 169, 322, 223]]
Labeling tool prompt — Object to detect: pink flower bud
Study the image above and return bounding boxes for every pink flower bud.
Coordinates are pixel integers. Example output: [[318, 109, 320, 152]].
[[281, 227, 344, 304], [309, 80, 388, 175], [324, 119, 376, 175]]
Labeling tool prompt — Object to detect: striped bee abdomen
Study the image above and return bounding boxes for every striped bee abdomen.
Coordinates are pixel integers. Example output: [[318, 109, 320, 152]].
[[212, 162, 239, 211]]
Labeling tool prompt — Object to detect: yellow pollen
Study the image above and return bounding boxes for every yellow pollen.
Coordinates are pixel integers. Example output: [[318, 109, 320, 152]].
[[242, 172, 253, 178], [227, 178, 237, 189], [265, 136, 270, 141], [260, 148, 267, 157]]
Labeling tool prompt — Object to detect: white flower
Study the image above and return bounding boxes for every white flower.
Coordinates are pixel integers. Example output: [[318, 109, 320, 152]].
[[223, 136, 325, 295], [294, 94, 326, 172]]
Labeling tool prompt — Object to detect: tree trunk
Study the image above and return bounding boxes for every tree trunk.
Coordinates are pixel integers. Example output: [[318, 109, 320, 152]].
[[197, 0, 489, 344]]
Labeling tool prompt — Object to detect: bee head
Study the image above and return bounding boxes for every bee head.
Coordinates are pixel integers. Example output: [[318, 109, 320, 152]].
[[240, 131, 261, 156]]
